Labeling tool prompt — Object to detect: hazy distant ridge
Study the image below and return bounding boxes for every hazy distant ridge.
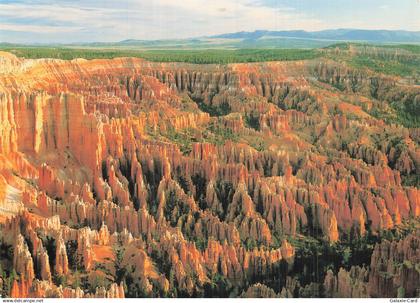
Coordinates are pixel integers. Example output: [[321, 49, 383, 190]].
[[210, 29, 420, 43], [2, 29, 419, 49]]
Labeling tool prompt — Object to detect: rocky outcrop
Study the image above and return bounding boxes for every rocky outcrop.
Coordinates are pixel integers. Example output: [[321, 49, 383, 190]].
[[324, 267, 369, 298], [55, 234, 69, 276], [0, 52, 418, 298], [13, 235, 35, 286], [368, 234, 419, 298], [241, 283, 279, 298]]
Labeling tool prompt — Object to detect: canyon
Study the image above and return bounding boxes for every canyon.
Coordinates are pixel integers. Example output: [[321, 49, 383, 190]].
[[0, 50, 418, 298]]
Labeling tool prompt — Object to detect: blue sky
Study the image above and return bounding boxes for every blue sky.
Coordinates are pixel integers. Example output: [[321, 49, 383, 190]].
[[0, 0, 419, 43]]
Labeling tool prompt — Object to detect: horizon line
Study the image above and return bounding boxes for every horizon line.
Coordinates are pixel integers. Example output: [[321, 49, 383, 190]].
[[1, 28, 420, 46]]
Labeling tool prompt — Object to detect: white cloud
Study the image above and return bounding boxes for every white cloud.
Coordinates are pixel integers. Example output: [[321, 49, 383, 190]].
[[1, 0, 417, 43], [0, 0, 327, 42], [0, 23, 83, 33], [151, 0, 326, 32]]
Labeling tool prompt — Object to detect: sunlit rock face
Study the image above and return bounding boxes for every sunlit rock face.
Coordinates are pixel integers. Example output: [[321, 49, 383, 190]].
[[0, 52, 418, 298]]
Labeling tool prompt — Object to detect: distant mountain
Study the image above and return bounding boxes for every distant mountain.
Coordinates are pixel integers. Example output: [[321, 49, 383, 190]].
[[105, 29, 420, 49], [211, 29, 420, 43], [3, 29, 418, 50]]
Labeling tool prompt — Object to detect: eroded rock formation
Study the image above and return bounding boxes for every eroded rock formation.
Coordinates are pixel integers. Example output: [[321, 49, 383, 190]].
[[0, 52, 418, 298]]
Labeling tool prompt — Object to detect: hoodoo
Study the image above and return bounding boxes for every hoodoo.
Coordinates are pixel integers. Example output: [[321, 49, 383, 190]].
[[0, 50, 418, 298]]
